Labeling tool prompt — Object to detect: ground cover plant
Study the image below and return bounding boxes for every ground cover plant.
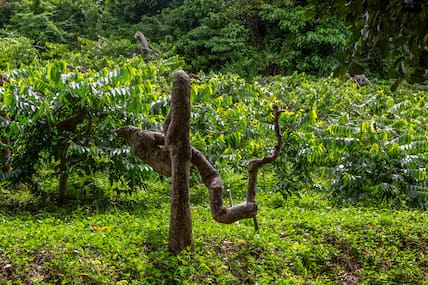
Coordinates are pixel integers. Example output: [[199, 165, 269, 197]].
[[0, 189, 427, 284]]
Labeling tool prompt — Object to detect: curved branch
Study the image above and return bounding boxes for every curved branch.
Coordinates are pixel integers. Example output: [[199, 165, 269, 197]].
[[117, 104, 283, 225], [117, 127, 257, 223], [247, 105, 284, 203]]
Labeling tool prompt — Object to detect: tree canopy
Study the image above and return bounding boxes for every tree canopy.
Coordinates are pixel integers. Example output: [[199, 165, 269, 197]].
[[1, 0, 426, 84], [309, 0, 427, 89]]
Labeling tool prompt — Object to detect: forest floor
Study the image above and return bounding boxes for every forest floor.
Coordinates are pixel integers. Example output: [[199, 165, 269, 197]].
[[1, 184, 427, 284]]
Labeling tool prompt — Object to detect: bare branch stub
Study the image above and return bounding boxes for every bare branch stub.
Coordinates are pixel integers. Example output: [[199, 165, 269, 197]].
[[116, 127, 171, 176], [134, 31, 152, 53]]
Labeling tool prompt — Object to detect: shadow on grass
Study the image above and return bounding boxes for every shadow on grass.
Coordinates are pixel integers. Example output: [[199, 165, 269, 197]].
[[0, 188, 153, 218]]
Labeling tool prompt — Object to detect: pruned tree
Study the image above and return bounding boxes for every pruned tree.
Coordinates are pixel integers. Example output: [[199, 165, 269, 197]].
[[164, 70, 193, 253], [117, 70, 284, 254]]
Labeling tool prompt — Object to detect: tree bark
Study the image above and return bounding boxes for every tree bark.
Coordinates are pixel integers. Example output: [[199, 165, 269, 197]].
[[56, 109, 88, 204], [165, 70, 193, 254]]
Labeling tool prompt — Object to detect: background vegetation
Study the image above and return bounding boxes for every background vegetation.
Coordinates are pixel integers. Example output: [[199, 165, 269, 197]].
[[1, 0, 427, 284]]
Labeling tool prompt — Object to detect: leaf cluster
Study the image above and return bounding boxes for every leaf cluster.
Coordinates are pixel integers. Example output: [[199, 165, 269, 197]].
[[1, 56, 184, 200], [1, 56, 427, 208], [1, 0, 355, 79], [309, 0, 428, 88]]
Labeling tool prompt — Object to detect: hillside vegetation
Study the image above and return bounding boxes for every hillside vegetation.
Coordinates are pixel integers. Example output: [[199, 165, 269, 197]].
[[1, 57, 427, 283], [0, 0, 427, 284]]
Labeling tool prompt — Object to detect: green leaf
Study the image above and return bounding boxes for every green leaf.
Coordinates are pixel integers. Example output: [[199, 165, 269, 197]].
[[47, 61, 65, 87], [3, 87, 12, 106]]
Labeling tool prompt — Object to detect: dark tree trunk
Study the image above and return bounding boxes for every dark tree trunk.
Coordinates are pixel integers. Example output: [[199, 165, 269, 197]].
[[58, 142, 68, 204], [164, 70, 193, 254], [56, 109, 88, 204], [0, 111, 11, 172]]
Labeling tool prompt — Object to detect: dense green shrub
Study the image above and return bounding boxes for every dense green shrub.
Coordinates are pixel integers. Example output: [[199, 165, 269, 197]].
[[0, 56, 184, 201], [137, 0, 249, 75], [2, 60, 426, 207], [0, 35, 38, 69], [7, 12, 70, 44], [137, 0, 351, 78], [0, 0, 14, 28], [257, 4, 351, 75], [104, 0, 174, 23], [309, 0, 428, 88], [2, 0, 420, 81]]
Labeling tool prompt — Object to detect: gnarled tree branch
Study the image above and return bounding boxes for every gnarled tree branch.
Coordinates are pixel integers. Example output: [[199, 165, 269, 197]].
[[117, 105, 283, 226]]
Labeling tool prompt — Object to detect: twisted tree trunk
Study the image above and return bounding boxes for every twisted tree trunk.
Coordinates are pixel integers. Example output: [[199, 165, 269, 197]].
[[116, 71, 284, 252], [117, 110, 283, 226]]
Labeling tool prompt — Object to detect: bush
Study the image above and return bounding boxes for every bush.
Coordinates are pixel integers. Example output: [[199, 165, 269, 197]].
[[0, 34, 38, 69]]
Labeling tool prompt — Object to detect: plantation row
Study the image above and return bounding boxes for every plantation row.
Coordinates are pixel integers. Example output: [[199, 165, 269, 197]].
[[0, 56, 427, 208]]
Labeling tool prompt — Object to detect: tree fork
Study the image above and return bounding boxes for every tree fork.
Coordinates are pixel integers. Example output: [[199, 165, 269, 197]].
[[117, 79, 284, 232]]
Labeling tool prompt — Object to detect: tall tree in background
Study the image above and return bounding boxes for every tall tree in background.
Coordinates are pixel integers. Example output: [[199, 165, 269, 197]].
[[309, 0, 427, 89]]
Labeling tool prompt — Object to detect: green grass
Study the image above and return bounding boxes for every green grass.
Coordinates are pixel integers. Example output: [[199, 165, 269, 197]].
[[1, 184, 427, 285]]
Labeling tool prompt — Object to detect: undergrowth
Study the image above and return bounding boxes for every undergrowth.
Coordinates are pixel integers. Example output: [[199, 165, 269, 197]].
[[1, 181, 427, 284]]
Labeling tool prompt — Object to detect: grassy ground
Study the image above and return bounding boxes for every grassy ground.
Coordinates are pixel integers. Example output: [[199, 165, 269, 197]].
[[0, 184, 427, 284]]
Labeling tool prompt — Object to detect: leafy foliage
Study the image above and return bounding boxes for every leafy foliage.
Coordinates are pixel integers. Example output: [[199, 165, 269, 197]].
[[104, 0, 174, 23], [0, 1, 426, 207], [137, 0, 253, 76], [1, 55, 427, 207], [0, 1, 13, 28], [1, 56, 184, 201], [309, 0, 428, 88], [256, 3, 351, 75], [188, 72, 427, 208], [2, 0, 425, 83], [259, 76, 428, 207], [137, 0, 351, 77], [7, 11, 70, 44], [0, 35, 38, 69]]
